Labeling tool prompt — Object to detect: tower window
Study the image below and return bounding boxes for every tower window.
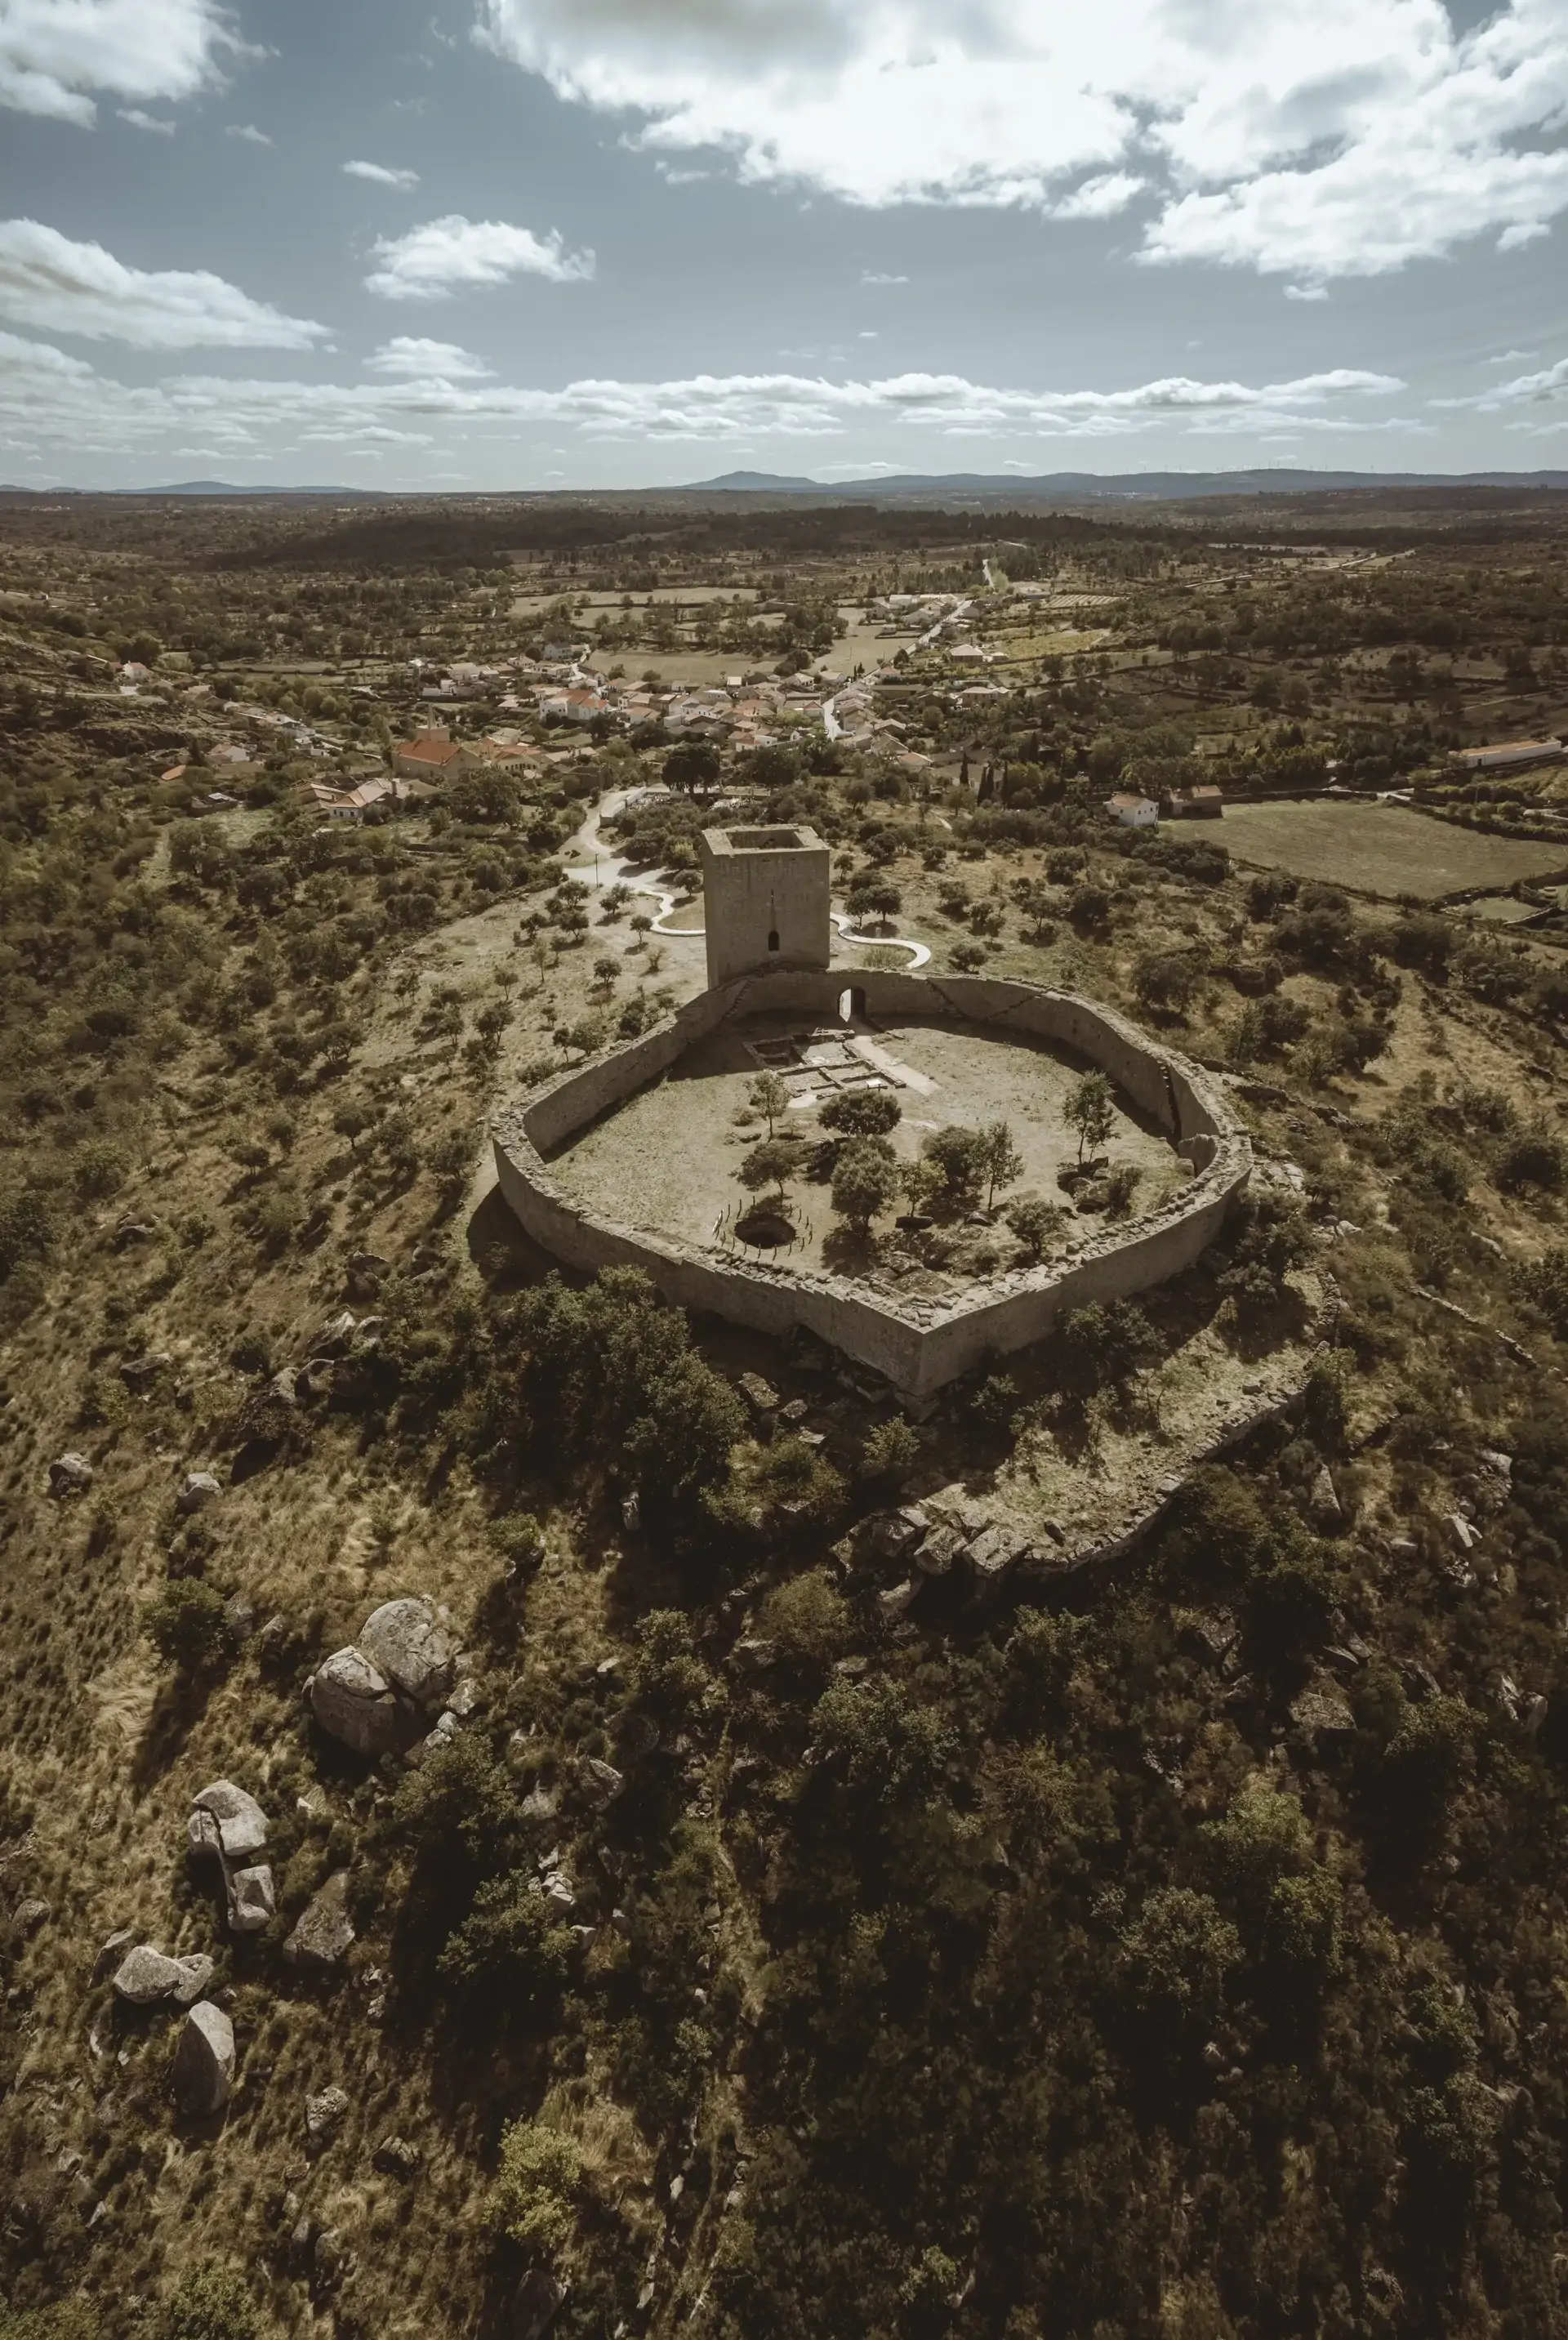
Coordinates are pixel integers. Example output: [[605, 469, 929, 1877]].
[[768, 927, 780, 952]]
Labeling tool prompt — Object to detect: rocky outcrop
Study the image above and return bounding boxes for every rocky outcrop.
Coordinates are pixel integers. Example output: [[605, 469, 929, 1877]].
[[513, 2268, 566, 2340], [305, 2084, 350, 2145], [225, 1865, 275, 1933], [171, 2001, 234, 2117], [112, 1946, 214, 2008], [577, 1757, 624, 1811], [188, 1781, 268, 1861], [188, 1781, 274, 1936], [48, 1452, 95, 1496], [308, 1597, 465, 1756], [309, 1647, 412, 1757], [283, 1870, 356, 1971], [178, 1470, 223, 1513], [358, 1598, 459, 1707]]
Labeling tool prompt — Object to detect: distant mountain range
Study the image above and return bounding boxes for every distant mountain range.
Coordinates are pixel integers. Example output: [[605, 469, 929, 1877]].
[[0, 479, 382, 497], [687, 466, 1568, 500], [5, 467, 1568, 505]]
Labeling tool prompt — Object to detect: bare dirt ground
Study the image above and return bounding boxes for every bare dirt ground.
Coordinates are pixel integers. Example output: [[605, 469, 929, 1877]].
[[1218, 799, 1568, 898], [546, 1010, 1187, 1271]]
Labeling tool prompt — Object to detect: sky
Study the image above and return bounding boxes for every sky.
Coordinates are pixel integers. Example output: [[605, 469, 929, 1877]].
[[1, 0, 1567, 491]]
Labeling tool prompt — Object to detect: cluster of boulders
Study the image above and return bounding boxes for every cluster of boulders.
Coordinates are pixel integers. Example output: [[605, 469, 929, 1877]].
[[307, 1596, 468, 1758], [105, 1926, 235, 2117], [112, 1944, 214, 2008], [830, 1491, 1062, 1625], [188, 1779, 275, 1933]]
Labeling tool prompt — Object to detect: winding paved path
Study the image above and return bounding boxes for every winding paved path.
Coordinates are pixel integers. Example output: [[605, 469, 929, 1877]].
[[562, 786, 933, 968]]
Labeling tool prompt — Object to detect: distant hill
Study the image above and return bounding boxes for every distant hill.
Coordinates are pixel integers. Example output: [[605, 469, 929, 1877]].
[[128, 479, 382, 497], [688, 466, 1568, 501]]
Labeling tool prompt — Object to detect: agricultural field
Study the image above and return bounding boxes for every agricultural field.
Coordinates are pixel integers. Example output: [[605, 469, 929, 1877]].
[[1217, 798, 1568, 898]]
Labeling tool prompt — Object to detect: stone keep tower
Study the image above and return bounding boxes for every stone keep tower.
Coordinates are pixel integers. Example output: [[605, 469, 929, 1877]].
[[699, 825, 832, 989]]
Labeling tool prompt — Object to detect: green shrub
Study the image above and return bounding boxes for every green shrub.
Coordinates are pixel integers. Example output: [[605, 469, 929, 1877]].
[[811, 1677, 956, 1807], [0, 1185, 54, 1279], [629, 1609, 710, 1721], [437, 1872, 574, 2008], [1118, 1886, 1240, 2033], [860, 1415, 920, 1482], [141, 1580, 234, 1675], [488, 2119, 584, 2255], [760, 1571, 851, 1673], [1512, 1246, 1568, 1336], [159, 2264, 259, 2340], [70, 1140, 129, 1200]]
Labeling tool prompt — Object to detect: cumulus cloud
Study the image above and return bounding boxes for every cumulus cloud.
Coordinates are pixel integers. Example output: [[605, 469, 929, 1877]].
[[345, 159, 420, 188], [118, 105, 174, 133], [365, 213, 595, 299], [1440, 353, 1568, 411], [0, 221, 327, 348], [1051, 172, 1144, 221], [0, 0, 226, 125], [0, 337, 1406, 466], [475, 0, 1568, 279], [225, 122, 270, 144], [366, 336, 494, 378]]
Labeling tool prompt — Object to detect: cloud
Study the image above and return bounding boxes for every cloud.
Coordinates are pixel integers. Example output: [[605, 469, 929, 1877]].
[[366, 336, 494, 379], [0, 0, 226, 125], [0, 337, 1410, 466], [0, 221, 327, 348], [345, 159, 421, 188], [861, 271, 908, 285], [365, 214, 595, 299], [226, 123, 270, 145], [476, 0, 1568, 280], [1441, 353, 1568, 411], [118, 106, 174, 133], [1051, 172, 1144, 221]]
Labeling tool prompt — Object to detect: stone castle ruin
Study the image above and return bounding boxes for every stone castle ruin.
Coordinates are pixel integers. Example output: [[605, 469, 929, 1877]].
[[494, 829, 1252, 1402]]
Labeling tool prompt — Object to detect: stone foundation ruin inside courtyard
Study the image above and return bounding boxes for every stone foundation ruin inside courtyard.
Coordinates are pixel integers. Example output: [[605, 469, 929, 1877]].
[[494, 830, 1253, 1402]]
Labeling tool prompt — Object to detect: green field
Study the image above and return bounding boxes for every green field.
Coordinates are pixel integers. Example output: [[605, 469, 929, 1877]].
[[1218, 799, 1568, 900]]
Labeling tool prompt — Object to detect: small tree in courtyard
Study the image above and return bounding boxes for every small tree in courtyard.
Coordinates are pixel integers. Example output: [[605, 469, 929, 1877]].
[[740, 1138, 797, 1208], [819, 1088, 901, 1140], [748, 1071, 790, 1134], [1006, 1194, 1065, 1260], [1065, 1069, 1115, 1166], [922, 1125, 988, 1215], [978, 1120, 1024, 1211], [832, 1138, 900, 1232]]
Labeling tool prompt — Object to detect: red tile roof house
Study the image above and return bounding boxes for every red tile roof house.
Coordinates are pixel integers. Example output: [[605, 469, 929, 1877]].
[[393, 729, 482, 780], [1163, 784, 1224, 819], [308, 775, 438, 820], [540, 688, 612, 725]]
